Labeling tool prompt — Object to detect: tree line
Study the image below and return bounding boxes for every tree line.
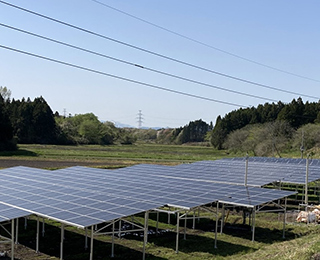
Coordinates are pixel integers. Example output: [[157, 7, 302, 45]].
[[0, 87, 138, 150], [0, 88, 212, 151], [3, 85, 319, 156], [211, 97, 320, 156]]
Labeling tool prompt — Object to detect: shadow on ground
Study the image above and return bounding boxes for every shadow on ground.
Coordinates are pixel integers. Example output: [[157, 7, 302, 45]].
[[15, 220, 166, 260]]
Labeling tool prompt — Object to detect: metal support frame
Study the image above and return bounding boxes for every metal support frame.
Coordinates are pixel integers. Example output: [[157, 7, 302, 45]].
[[42, 218, 45, 237], [93, 216, 149, 260], [218, 197, 289, 243], [245, 154, 249, 186], [142, 211, 149, 260], [183, 213, 187, 240], [254, 199, 289, 241], [95, 218, 145, 236], [90, 225, 94, 260], [175, 211, 180, 254], [85, 227, 88, 250], [173, 204, 218, 253], [305, 155, 310, 207], [252, 207, 256, 242], [0, 222, 14, 243], [111, 221, 115, 258], [118, 220, 121, 238], [36, 216, 40, 253], [214, 202, 218, 249], [15, 218, 19, 244], [283, 197, 287, 239], [145, 211, 149, 244], [11, 219, 14, 260], [60, 223, 64, 260], [10, 199, 290, 260], [192, 209, 196, 229], [156, 211, 159, 234], [220, 204, 225, 234]]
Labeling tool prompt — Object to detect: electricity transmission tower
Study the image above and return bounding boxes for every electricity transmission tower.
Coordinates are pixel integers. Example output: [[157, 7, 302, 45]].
[[137, 110, 144, 128]]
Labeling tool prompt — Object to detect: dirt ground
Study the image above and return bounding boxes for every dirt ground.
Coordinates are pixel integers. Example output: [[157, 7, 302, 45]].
[[0, 158, 117, 169], [0, 244, 58, 260]]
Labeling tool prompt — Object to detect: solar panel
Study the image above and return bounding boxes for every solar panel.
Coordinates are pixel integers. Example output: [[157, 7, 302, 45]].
[[0, 167, 164, 227], [221, 157, 320, 185], [129, 157, 320, 187], [0, 202, 30, 222], [0, 162, 297, 229]]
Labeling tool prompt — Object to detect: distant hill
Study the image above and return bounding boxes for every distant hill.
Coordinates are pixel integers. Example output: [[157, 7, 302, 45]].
[[114, 121, 164, 130]]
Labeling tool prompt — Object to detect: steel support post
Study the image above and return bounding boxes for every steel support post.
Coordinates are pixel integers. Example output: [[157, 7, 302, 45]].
[[305, 155, 310, 206], [252, 207, 256, 242], [245, 154, 249, 186], [146, 211, 149, 244], [118, 220, 121, 238], [24, 217, 27, 230], [242, 210, 245, 225], [42, 218, 45, 237], [184, 213, 187, 240], [131, 216, 134, 229], [192, 210, 195, 229], [142, 211, 149, 260], [175, 212, 180, 253], [168, 212, 171, 224], [36, 216, 40, 253], [283, 197, 287, 239], [11, 219, 14, 260], [220, 204, 225, 234], [214, 202, 219, 249], [60, 223, 64, 260], [90, 225, 94, 260], [156, 211, 159, 235], [15, 218, 19, 244], [111, 221, 115, 258], [85, 227, 88, 250]]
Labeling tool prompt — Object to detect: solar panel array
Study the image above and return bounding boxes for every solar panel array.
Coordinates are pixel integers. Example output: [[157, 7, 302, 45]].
[[222, 157, 320, 185], [125, 158, 320, 187], [0, 163, 295, 228], [0, 166, 162, 228], [227, 157, 320, 166], [0, 203, 29, 222]]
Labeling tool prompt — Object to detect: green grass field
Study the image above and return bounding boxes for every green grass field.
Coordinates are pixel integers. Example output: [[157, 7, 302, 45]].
[[0, 143, 232, 169], [0, 143, 320, 259]]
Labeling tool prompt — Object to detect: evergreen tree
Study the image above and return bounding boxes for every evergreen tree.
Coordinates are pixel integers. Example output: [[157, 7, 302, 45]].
[[32, 97, 58, 143], [0, 94, 16, 150]]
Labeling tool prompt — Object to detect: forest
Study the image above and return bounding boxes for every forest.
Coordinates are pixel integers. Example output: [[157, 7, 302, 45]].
[[211, 97, 320, 156], [1, 86, 320, 157], [0, 87, 211, 150]]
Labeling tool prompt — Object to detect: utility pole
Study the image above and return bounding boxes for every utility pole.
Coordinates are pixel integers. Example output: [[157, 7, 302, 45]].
[[300, 130, 305, 159], [137, 110, 144, 129]]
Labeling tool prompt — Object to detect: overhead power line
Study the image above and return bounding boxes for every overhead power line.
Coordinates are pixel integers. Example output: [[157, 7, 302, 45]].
[[90, 0, 320, 83], [0, 1, 318, 100], [0, 44, 246, 107], [0, 23, 278, 102]]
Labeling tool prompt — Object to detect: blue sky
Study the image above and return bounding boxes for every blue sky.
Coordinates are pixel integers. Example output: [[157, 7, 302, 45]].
[[0, 0, 319, 128]]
